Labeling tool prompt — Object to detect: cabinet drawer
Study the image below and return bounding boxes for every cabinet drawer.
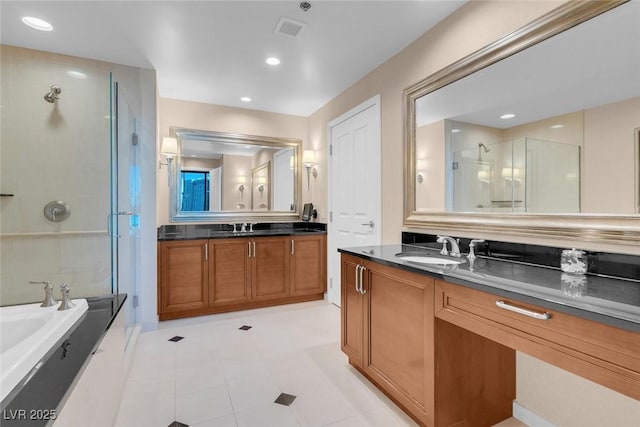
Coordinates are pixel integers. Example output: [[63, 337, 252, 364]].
[[435, 280, 640, 400]]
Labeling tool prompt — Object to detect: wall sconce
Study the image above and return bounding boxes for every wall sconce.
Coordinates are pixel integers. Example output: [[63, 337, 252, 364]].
[[257, 176, 266, 198], [159, 137, 178, 169], [159, 137, 178, 186], [303, 150, 317, 190], [477, 170, 490, 183], [416, 160, 424, 183], [502, 167, 522, 181], [237, 176, 246, 209]]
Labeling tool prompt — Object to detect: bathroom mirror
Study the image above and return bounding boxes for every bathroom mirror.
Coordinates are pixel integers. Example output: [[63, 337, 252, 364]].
[[169, 127, 302, 221], [404, 1, 640, 245]]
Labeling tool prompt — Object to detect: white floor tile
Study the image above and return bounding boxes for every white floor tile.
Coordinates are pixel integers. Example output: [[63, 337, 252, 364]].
[[116, 301, 423, 427], [227, 374, 282, 412], [176, 384, 234, 425], [235, 402, 299, 427]]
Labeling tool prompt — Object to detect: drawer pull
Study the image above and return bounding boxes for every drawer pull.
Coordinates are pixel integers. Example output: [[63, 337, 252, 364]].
[[496, 300, 550, 320]]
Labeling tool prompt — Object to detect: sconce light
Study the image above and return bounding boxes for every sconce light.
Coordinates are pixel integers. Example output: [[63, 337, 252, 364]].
[[477, 170, 490, 183], [257, 176, 266, 197], [159, 137, 178, 186], [237, 176, 246, 209], [303, 150, 317, 190], [159, 137, 178, 169], [502, 167, 522, 181], [416, 160, 424, 183]]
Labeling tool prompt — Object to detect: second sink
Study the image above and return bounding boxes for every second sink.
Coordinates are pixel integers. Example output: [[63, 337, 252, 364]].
[[396, 253, 466, 265]]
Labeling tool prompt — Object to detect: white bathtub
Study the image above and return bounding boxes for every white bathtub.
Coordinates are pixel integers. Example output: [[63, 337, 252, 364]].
[[0, 299, 88, 403]]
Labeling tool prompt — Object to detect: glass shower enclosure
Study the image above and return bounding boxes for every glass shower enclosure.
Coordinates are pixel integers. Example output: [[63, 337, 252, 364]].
[[0, 46, 138, 342], [451, 137, 580, 213]]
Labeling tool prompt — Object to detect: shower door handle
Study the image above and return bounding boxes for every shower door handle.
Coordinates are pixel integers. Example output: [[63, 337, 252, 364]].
[[108, 211, 136, 236], [117, 211, 134, 216], [107, 213, 113, 237]]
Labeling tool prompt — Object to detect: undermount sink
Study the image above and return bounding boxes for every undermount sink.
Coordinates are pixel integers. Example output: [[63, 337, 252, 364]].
[[396, 254, 466, 265]]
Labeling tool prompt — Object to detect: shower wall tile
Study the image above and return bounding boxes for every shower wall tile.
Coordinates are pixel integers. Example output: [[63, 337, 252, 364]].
[[1, 45, 116, 305]]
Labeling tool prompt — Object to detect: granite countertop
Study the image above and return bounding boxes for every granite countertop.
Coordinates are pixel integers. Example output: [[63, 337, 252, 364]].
[[158, 222, 326, 241], [339, 244, 640, 333]]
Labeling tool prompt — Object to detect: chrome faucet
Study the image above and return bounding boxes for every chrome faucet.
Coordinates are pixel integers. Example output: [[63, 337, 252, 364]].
[[240, 223, 247, 233], [436, 235, 461, 257], [58, 283, 76, 311], [29, 280, 57, 307], [249, 223, 256, 233], [467, 239, 486, 261]]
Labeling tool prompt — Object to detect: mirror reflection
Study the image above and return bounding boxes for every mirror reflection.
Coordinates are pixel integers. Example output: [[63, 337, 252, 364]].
[[412, 1, 640, 216], [170, 128, 301, 221]]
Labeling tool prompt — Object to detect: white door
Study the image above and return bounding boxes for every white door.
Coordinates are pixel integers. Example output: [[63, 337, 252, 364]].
[[328, 95, 381, 306]]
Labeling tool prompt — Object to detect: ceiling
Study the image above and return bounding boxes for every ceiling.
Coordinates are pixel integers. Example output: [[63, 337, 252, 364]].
[[416, 0, 640, 129], [0, 1, 464, 117]]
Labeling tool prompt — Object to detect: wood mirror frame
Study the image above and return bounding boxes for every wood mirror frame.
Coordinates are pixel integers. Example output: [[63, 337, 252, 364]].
[[403, 0, 639, 247]]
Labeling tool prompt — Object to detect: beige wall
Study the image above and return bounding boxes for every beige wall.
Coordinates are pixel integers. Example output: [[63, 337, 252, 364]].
[[306, 1, 638, 425], [308, 0, 564, 243], [157, 98, 309, 224], [583, 96, 640, 213]]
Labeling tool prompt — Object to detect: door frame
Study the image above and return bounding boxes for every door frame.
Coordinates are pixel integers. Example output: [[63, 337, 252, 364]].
[[327, 94, 382, 306]]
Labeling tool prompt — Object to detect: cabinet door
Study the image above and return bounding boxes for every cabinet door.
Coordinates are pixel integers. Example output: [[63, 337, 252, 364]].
[[158, 240, 209, 314], [251, 236, 290, 301], [209, 238, 251, 306], [363, 261, 434, 426], [340, 254, 364, 368], [290, 235, 326, 297]]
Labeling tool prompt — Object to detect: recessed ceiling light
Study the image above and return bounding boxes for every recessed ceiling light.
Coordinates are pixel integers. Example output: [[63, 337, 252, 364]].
[[551, 124, 565, 129], [22, 16, 53, 32], [266, 57, 281, 66], [240, 97, 252, 102], [451, 129, 461, 133], [500, 113, 516, 119], [66, 70, 87, 79]]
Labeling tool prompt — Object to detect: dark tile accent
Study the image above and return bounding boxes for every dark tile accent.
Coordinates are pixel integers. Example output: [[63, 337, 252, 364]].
[[274, 392, 297, 406], [168, 336, 184, 342], [168, 422, 189, 427], [238, 325, 252, 331]]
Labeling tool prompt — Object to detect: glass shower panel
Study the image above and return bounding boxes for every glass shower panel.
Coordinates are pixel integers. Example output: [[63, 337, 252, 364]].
[[525, 138, 580, 213], [111, 82, 139, 346], [0, 47, 113, 306], [452, 144, 496, 212]]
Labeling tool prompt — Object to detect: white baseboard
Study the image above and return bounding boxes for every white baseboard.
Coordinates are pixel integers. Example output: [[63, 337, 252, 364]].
[[513, 401, 557, 427]]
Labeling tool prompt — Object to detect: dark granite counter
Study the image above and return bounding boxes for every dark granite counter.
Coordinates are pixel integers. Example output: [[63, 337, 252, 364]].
[[1, 294, 126, 426], [158, 222, 327, 241], [339, 244, 640, 333]]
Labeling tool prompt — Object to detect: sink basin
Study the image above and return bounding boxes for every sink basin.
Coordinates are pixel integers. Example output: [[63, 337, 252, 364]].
[[396, 254, 466, 265]]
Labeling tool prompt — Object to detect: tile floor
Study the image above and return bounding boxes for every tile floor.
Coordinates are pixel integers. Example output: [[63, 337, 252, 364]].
[[114, 300, 526, 427]]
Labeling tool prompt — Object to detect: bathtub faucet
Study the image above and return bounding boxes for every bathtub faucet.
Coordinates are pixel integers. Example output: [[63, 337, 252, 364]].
[[29, 280, 57, 307], [58, 283, 76, 311]]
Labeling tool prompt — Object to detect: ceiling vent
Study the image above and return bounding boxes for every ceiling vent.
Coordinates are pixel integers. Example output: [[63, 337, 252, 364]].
[[274, 17, 306, 38]]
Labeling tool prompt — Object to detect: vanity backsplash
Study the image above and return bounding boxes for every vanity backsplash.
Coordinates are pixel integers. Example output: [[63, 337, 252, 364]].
[[402, 232, 640, 282]]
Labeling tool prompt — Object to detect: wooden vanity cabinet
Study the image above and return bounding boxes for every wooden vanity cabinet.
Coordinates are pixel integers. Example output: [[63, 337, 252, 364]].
[[341, 254, 435, 426], [290, 235, 327, 297], [208, 238, 251, 307], [159, 234, 326, 320], [158, 239, 209, 314], [251, 236, 290, 301]]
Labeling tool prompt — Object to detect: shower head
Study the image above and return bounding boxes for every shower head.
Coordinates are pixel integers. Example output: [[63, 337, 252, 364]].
[[478, 142, 491, 153], [44, 85, 61, 103]]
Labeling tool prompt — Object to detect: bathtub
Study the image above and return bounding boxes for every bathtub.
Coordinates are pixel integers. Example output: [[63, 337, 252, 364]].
[[0, 299, 88, 404]]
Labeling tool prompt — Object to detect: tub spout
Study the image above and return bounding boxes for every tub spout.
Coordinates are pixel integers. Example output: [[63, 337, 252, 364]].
[[58, 283, 76, 311], [29, 281, 57, 307]]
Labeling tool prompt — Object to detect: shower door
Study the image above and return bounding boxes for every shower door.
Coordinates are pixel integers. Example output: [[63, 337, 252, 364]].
[[110, 80, 140, 349]]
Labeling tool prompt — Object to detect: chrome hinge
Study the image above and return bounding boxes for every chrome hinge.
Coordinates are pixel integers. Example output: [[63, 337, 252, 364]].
[[329, 278, 333, 289], [133, 295, 139, 308], [329, 144, 333, 156], [329, 211, 333, 222]]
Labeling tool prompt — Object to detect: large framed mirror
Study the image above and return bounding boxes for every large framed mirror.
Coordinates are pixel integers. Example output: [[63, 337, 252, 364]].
[[404, 0, 640, 245], [169, 127, 302, 221]]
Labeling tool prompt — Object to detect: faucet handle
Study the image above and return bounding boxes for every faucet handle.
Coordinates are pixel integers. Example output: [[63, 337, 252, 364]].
[[436, 236, 449, 256], [468, 239, 486, 260], [229, 223, 238, 233], [58, 283, 75, 311], [30, 281, 57, 307], [249, 223, 256, 233]]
